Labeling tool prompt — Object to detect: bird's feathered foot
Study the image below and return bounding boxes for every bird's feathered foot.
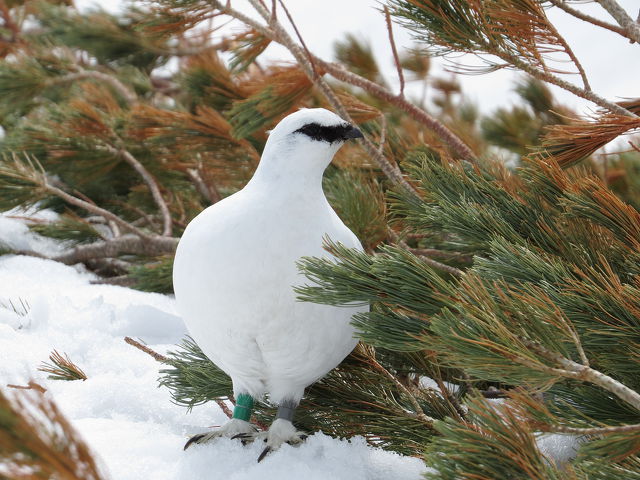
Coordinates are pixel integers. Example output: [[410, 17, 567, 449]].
[[184, 418, 258, 450], [257, 419, 308, 462]]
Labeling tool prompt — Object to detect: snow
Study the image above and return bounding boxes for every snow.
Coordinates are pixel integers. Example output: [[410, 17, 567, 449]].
[[0, 212, 428, 480]]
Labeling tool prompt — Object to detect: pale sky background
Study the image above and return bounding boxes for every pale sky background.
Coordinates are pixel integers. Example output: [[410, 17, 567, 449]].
[[82, 0, 640, 117]]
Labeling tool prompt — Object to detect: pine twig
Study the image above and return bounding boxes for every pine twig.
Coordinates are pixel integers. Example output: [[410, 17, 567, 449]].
[[276, 0, 320, 80], [91, 274, 136, 287], [542, 422, 640, 435], [50, 70, 137, 105], [364, 347, 435, 425], [123, 337, 235, 419], [408, 247, 473, 263], [503, 50, 636, 118], [319, 60, 477, 160], [547, 0, 634, 42], [0, 0, 20, 43], [377, 114, 387, 155], [104, 145, 172, 236], [187, 167, 221, 204], [520, 338, 640, 412], [7, 381, 47, 393], [544, 14, 591, 91], [38, 350, 87, 381], [10, 154, 153, 240], [245, 0, 418, 197], [52, 235, 177, 265], [387, 229, 464, 277], [594, 0, 640, 44], [384, 6, 405, 97], [124, 336, 168, 362], [212, 1, 474, 162], [1, 383, 105, 480]]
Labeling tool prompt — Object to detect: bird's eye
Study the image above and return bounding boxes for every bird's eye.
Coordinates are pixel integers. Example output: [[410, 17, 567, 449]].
[[297, 124, 321, 138], [294, 122, 351, 143]]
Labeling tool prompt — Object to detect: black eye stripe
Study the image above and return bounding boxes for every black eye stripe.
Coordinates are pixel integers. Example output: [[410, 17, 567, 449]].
[[294, 122, 352, 143]]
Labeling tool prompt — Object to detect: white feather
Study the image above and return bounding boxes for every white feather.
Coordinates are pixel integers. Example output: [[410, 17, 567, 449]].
[[173, 108, 366, 405]]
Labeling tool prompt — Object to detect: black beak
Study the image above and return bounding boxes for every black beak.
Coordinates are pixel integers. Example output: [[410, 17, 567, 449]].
[[343, 125, 364, 140]]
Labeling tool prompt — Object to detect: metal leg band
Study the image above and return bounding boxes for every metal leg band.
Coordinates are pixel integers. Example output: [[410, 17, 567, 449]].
[[276, 400, 297, 422]]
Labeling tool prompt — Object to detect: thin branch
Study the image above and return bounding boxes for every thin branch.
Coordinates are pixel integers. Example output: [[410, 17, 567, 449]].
[[7, 382, 47, 393], [52, 235, 177, 265], [85, 257, 131, 275], [91, 275, 136, 287], [123, 336, 235, 420], [364, 347, 435, 425], [44, 180, 152, 240], [377, 114, 387, 155], [104, 145, 172, 236], [521, 338, 640, 412], [276, 0, 319, 80], [504, 52, 637, 117], [50, 70, 137, 105], [320, 60, 477, 159], [187, 167, 222, 204], [124, 336, 168, 362], [211, 0, 475, 162], [387, 229, 464, 277], [595, 0, 640, 44], [547, 0, 634, 41], [0, 0, 20, 42], [434, 376, 466, 421], [541, 422, 640, 435], [408, 247, 473, 263], [384, 6, 405, 97], [245, 0, 418, 197], [544, 15, 591, 90]]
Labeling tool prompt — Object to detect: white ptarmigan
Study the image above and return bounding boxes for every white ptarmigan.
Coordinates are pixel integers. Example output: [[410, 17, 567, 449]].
[[172, 108, 366, 460]]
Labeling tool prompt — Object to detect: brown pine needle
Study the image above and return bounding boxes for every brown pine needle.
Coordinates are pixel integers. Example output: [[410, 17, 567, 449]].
[[38, 350, 87, 382], [0, 383, 105, 480]]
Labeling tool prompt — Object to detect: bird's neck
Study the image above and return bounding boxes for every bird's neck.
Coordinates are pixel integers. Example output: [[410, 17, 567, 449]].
[[244, 148, 331, 199]]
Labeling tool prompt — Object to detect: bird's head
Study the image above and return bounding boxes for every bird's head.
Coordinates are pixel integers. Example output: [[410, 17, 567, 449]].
[[259, 108, 363, 178]]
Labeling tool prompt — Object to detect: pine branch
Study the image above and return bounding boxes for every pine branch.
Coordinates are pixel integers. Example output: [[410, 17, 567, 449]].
[[52, 235, 178, 265], [124, 336, 168, 362], [504, 50, 636, 118], [0, 384, 105, 480], [387, 228, 463, 277], [103, 145, 172, 236], [187, 167, 221, 204], [0, 0, 20, 45], [49, 70, 137, 105], [544, 11, 591, 91], [546, 0, 634, 42], [521, 338, 640, 412], [3, 155, 177, 251], [595, 0, 640, 44], [211, 0, 471, 191], [38, 350, 87, 382], [124, 336, 234, 419], [390, 0, 636, 117], [318, 60, 477, 160], [245, 0, 418, 197], [384, 6, 405, 97], [363, 346, 435, 425]]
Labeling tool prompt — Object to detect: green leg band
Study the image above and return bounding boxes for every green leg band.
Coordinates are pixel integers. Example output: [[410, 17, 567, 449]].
[[232, 394, 254, 422]]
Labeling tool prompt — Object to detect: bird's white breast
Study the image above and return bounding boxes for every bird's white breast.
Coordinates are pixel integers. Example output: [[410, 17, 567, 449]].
[[173, 185, 364, 401]]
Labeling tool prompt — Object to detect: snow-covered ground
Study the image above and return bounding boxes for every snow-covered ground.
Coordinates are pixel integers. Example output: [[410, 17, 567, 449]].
[[0, 211, 428, 480]]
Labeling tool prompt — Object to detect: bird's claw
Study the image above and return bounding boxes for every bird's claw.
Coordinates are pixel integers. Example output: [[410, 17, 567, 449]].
[[255, 420, 308, 462], [184, 419, 258, 450]]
